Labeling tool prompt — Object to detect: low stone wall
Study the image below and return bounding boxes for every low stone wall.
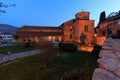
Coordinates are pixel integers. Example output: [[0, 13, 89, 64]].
[[95, 37, 106, 46], [0, 50, 40, 64], [92, 38, 120, 80]]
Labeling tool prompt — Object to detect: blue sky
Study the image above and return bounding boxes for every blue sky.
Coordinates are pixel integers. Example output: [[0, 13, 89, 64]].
[[0, 0, 120, 27]]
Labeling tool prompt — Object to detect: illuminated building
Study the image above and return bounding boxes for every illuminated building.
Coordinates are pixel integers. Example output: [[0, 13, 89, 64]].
[[61, 11, 94, 45], [96, 11, 120, 38], [14, 26, 63, 43], [14, 11, 94, 45]]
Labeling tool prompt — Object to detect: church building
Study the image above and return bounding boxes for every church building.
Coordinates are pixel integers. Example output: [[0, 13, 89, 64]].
[[14, 11, 94, 45], [14, 26, 63, 43], [61, 11, 94, 45]]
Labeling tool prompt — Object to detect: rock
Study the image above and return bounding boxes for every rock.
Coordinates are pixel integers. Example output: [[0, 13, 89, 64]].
[[113, 46, 120, 52], [100, 50, 113, 53], [92, 68, 120, 80], [97, 57, 118, 71], [97, 55, 120, 77], [116, 52, 120, 58], [99, 51, 118, 60], [103, 42, 112, 46], [92, 38, 120, 80], [102, 46, 114, 51]]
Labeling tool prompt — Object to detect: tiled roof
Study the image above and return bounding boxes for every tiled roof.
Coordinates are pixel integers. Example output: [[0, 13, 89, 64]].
[[18, 26, 62, 31], [14, 26, 63, 37], [14, 31, 63, 37], [99, 14, 120, 24]]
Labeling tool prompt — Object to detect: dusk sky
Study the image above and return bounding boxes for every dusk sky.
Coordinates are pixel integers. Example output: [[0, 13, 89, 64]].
[[0, 0, 120, 27]]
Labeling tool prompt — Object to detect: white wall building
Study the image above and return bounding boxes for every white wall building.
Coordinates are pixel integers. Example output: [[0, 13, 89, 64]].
[[0, 32, 12, 43]]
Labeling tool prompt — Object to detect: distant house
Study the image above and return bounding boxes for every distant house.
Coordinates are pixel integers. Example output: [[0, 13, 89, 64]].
[[96, 11, 120, 38], [94, 11, 120, 46], [14, 26, 63, 43], [0, 32, 12, 43]]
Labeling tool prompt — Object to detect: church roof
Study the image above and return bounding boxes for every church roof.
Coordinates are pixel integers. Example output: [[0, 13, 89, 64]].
[[14, 26, 63, 37], [14, 32, 63, 37]]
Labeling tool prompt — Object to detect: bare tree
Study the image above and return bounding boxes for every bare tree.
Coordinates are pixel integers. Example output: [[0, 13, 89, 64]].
[[0, 2, 15, 14], [99, 11, 106, 24], [37, 41, 57, 68]]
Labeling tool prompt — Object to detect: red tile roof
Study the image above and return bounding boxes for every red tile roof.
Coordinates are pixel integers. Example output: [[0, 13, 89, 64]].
[[19, 26, 62, 31], [14, 26, 63, 37], [14, 32, 63, 37]]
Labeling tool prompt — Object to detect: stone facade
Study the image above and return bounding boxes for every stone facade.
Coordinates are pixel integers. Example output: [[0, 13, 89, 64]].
[[61, 11, 94, 45], [92, 38, 120, 80]]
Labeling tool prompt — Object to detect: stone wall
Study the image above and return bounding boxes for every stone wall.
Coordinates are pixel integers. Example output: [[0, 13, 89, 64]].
[[92, 37, 120, 80]]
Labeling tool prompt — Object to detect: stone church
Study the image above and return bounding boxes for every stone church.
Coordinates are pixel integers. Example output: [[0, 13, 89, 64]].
[[61, 11, 94, 45], [14, 11, 94, 45]]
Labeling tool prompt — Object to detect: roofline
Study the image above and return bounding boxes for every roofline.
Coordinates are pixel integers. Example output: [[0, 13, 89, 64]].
[[99, 15, 120, 25], [18, 26, 62, 30], [75, 11, 90, 15], [22, 25, 58, 28]]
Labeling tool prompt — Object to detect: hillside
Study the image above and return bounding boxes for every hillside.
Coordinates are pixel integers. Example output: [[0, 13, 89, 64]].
[[0, 24, 18, 34]]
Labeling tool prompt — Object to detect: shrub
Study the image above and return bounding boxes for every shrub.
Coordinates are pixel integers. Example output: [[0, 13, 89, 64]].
[[23, 42, 36, 48], [37, 41, 57, 68], [59, 42, 77, 52], [92, 45, 102, 57], [111, 34, 120, 39], [61, 67, 92, 80]]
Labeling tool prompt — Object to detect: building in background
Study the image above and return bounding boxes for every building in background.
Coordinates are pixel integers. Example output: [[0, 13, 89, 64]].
[[96, 11, 120, 38], [0, 32, 12, 44], [95, 11, 120, 46]]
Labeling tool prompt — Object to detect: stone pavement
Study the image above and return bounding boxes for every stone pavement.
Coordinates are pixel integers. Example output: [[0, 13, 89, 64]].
[[0, 50, 40, 64], [92, 38, 120, 80]]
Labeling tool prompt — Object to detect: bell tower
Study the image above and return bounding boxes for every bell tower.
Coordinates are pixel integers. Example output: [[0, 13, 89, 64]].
[[75, 12, 90, 20]]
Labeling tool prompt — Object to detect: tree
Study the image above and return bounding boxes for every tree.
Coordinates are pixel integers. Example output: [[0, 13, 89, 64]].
[[99, 11, 106, 24], [0, 2, 15, 14], [37, 41, 57, 68]]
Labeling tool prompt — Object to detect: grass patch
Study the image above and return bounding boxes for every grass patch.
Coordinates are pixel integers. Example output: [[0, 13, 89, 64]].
[[0, 44, 36, 54], [0, 51, 98, 80]]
